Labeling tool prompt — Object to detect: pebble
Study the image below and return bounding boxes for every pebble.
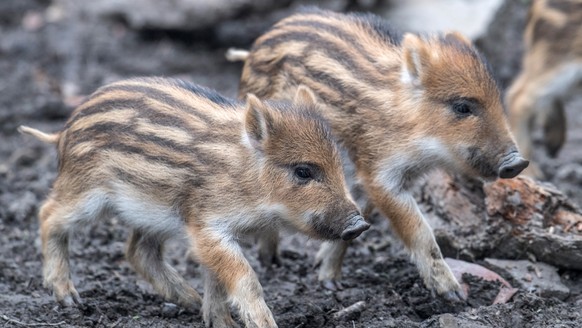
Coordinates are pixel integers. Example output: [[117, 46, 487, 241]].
[[161, 302, 179, 318], [484, 258, 570, 300]]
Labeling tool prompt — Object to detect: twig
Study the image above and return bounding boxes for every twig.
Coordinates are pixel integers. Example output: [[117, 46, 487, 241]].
[[332, 301, 367, 320], [109, 318, 123, 328], [0, 315, 66, 327]]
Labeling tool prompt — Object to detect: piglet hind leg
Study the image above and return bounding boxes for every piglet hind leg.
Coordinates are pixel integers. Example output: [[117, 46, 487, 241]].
[[188, 225, 277, 328], [315, 241, 349, 291], [541, 98, 567, 159], [508, 85, 544, 178], [257, 231, 281, 268], [38, 198, 82, 307], [125, 229, 202, 310], [315, 188, 374, 290]]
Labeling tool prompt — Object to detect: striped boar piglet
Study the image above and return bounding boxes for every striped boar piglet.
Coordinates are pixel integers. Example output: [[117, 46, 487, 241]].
[[506, 0, 582, 177], [20, 77, 367, 328], [229, 8, 529, 301]]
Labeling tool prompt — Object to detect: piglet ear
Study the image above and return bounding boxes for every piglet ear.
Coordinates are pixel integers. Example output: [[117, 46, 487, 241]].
[[401, 33, 430, 88], [244, 93, 271, 150], [293, 85, 318, 107], [444, 31, 472, 46]]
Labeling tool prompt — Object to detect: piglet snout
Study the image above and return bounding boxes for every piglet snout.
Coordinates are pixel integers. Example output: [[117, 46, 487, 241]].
[[498, 153, 529, 179], [341, 214, 370, 241]]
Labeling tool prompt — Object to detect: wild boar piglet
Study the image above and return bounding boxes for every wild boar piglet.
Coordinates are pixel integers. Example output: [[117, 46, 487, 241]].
[[20, 77, 367, 328], [230, 8, 529, 301], [507, 0, 582, 177]]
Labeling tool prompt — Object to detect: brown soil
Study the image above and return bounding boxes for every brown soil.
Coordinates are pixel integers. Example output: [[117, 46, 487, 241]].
[[1, 1, 581, 327]]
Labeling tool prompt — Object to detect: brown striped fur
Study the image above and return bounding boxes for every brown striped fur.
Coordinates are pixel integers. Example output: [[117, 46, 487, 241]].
[[507, 0, 582, 177], [234, 8, 528, 301], [20, 77, 366, 328]]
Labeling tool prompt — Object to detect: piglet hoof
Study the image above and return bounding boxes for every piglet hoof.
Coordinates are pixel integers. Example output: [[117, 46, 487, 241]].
[[430, 279, 465, 304], [258, 252, 281, 269], [321, 279, 343, 291], [58, 291, 83, 307], [424, 259, 465, 303], [440, 289, 466, 303], [185, 300, 202, 314], [205, 317, 240, 328]]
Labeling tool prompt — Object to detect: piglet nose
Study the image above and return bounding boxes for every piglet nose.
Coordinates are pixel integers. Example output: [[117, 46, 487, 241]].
[[341, 214, 370, 241], [498, 155, 529, 179]]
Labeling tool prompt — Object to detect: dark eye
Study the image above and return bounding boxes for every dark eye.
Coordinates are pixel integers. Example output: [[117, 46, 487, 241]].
[[291, 163, 322, 184], [294, 166, 313, 180], [452, 101, 472, 116]]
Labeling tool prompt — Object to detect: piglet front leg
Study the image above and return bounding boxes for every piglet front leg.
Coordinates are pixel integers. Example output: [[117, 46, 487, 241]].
[[368, 184, 465, 301], [189, 225, 277, 328], [202, 268, 240, 328]]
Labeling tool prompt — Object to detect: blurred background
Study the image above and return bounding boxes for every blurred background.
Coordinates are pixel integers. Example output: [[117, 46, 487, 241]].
[[0, 0, 521, 124]]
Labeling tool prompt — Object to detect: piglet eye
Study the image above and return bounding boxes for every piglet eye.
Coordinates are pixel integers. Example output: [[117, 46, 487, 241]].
[[294, 166, 313, 180], [291, 163, 321, 184], [453, 102, 471, 115], [451, 99, 475, 117]]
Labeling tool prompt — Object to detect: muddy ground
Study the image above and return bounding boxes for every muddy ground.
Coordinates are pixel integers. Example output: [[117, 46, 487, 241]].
[[1, 1, 582, 327]]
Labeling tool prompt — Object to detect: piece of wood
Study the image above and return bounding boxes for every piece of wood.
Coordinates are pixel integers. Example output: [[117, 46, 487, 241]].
[[417, 171, 582, 270]]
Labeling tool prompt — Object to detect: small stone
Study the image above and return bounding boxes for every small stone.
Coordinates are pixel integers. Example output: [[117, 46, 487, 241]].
[[555, 163, 582, 183], [484, 258, 570, 300], [522, 273, 533, 282], [0, 164, 8, 176], [439, 313, 459, 328], [22, 11, 44, 31], [161, 302, 179, 318]]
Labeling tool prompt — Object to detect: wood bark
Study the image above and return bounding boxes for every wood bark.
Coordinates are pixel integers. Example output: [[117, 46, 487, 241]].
[[416, 171, 582, 270]]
